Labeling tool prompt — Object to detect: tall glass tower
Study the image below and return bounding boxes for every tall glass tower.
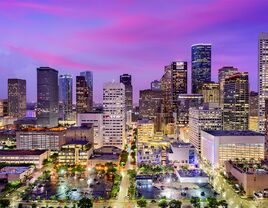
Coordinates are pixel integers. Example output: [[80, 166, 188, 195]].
[[120, 74, 133, 112], [80, 71, 93, 110], [59, 74, 73, 120], [191, 44, 211, 94]]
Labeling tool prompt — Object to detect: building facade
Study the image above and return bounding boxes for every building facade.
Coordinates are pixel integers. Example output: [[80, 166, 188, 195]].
[[258, 33, 268, 133], [223, 72, 249, 130], [77, 113, 103, 149], [189, 106, 222, 153], [8, 79, 26, 118], [37, 67, 59, 127], [192, 44, 211, 93], [201, 82, 220, 105], [137, 119, 155, 142], [76, 76, 90, 113], [201, 130, 265, 167], [218, 66, 238, 107], [151, 80, 161, 91], [59, 74, 73, 121], [103, 82, 126, 149], [120, 74, 133, 112], [80, 71, 93, 111]]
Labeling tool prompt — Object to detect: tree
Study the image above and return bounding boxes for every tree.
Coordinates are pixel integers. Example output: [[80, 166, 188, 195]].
[[158, 199, 168, 208], [0, 199, 10, 208], [206, 197, 218, 208], [218, 200, 228, 208], [168, 199, 182, 208], [190, 197, 200, 208], [77, 197, 93, 208], [137, 196, 147, 207]]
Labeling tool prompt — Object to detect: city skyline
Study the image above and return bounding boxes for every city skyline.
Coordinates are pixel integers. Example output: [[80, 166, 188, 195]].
[[0, 0, 268, 102]]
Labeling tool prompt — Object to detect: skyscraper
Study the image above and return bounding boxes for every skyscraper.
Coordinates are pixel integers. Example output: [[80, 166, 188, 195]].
[[161, 61, 187, 121], [76, 76, 90, 113], [59, 74, 73, 120], [223, 72, 249, 130], [201, 82, 220, 105], [192, 44, 211, 93], [80, 71, 93, 111], [103, 82, 125, 149], [151, 80, 161, 91], [218, 66, 238, 106], [120, 74, 133, 111], [8, 79, 26, 118], [258, 32, 268, 133], [37, 67, 59, 127]]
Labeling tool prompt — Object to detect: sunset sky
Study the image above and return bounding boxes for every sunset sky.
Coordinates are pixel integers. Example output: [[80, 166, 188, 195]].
[[0, 0, 268, 103]]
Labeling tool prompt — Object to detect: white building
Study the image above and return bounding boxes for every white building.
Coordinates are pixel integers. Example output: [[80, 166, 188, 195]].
[[201, 130, 265, 167], [77, 113, 103, 149], [258, 32, 268, 133], [103, 82, 126, 149], [168, 142, 197, 167], [189, 106, 222, 153]]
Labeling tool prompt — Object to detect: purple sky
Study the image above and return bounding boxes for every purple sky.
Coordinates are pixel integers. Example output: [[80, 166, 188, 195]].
[[0, 0, 268, 103]]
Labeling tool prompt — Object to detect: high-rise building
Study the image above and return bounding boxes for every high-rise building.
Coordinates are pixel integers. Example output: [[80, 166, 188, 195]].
[[177, 94, 203, 126], [189, 106, 222, 153], [223, 72, 249, 130], [192, 44, 211, 93], [258, 33, 268, 133], [218, 66, 238, 107], [76, 76, 90, 113], [120, 74, 133, 112], [103, 82, 126, 149], [139, 89, 162, 119], [201, 82, 220, 105], [8, 79, 26, 118], [80, 71, 93, 111], [151, 80, 162, 91], [37, 67, 59, 127], [59, 74, 73, 120], [161, 61, 187, 121], [249, 91, 258, 117]]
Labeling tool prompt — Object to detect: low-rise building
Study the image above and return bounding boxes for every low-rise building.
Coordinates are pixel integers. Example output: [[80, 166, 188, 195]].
[[176, 169, 209, 183], [65, 124, 94, 144], [137, 143, 163, 166], [58, 141, 93, 165], [0, 166, 33, 182], [137, 119, 154, 142], [0, 150, 48, 168], [201, 130, 265, 168], [168, 142, 197, 167], [225, 160, 268, 196]]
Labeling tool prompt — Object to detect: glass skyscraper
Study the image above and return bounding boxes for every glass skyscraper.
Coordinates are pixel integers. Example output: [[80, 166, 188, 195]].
[[37, 67, 59, 127], [80, 71, 93, 110], [120, 74, 133, 112], [59, 74, 73, 120], [191, 44, 211, 94]]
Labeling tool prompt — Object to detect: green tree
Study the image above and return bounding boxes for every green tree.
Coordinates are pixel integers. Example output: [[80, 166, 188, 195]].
[[77, 197, 93, 208], [206, 197, 218, 208], [158, 198, 168, 208], [168, 199, 182, 208], [137, 196, 147, 207], [190, 197, 200, 208], [0, 199, 10, 208]]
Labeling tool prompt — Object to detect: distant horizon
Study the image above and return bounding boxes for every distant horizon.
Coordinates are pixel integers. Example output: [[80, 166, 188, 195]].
[[0, 0, 267, 102]]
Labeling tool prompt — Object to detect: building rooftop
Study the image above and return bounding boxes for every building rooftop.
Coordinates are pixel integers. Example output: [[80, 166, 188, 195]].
[[177, 169, 208, 178], [0, 166, 30, 174], [0, 150, 47, 156], [203, 130, 264, 137], [171, 142, 194, 148], [64, 140, 89, 145], [19, 127, 65, 132]]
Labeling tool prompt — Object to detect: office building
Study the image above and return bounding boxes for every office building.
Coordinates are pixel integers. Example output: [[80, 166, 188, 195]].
[[58, 141, 93, 166], [77, 113, 103, 149], [189, 106, 222, 153], [0, 150, 49, 169], [0, 99, 4, 117], [37, 67, 59, 127], [223, 72, 249, 130], [16, 128, 66, 150], [161, 61, 187, 121], [0, 166, 34, 183], [137, 119, 155, 142], [59, 74, 73, 120], [103, 82, 126, 149], [139, 89, 162, 119], [80, 71, 93, 111], [120, 74, 133, 111], [201, 82, 220, 105], [258, 33, 268, 133], [137, 143, 163, 166], [151, 80, 161, 91], [218, 66, 238, 106], [201, 130, 265, 167], [249, 91, 259, 131], [8, 79, 26, 118], [76, 76, 90, 113], [177, 94, 203, 126], [192, 44, 211, 93]]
